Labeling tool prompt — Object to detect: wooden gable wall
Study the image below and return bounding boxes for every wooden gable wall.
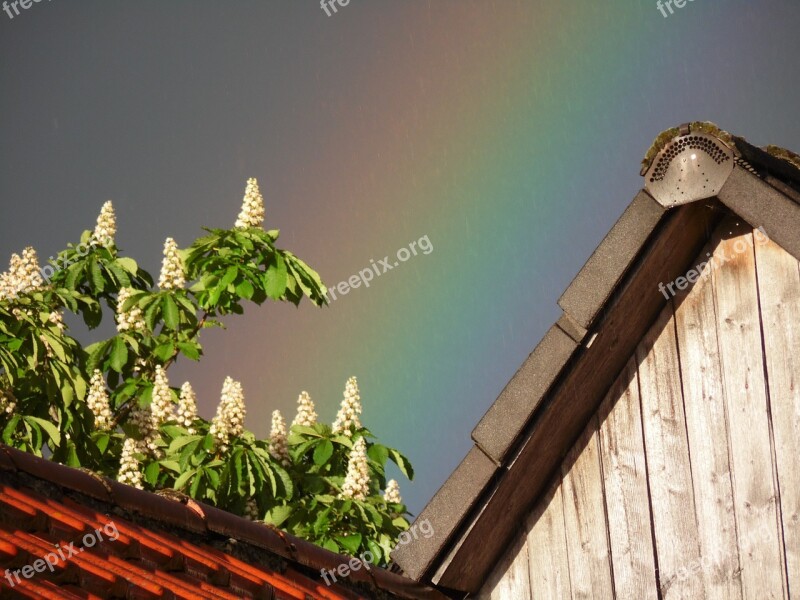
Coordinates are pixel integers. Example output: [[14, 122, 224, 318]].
[[477, 219, 799, 599]]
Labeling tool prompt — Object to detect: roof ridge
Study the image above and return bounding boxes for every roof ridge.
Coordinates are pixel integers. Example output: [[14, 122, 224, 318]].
[[640, 121, 735, 175], [0, 444, 449, 600], [393, 123, 800, 594]]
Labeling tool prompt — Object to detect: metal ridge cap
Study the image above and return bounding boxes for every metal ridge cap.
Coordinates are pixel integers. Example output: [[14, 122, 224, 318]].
[[640, 121, 736, 176], [643, 125, 735, 208]]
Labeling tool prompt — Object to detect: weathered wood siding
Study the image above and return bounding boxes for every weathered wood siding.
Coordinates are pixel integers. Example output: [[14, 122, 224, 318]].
[[478, 223, 798, 599]]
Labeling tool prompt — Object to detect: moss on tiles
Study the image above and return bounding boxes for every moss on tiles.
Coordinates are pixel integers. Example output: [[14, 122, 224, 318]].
[[641, 127, 680, 173], [765, 145, 800, 170]]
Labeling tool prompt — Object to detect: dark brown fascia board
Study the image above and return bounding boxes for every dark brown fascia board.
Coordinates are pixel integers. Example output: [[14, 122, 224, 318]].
[[429, 201, 723, 592], [718, 166, 800, 263], [557, 190, 666, 330], [390, 446, 497, 581], [470, 323, 580, 464], [0, 445, 449, 600]]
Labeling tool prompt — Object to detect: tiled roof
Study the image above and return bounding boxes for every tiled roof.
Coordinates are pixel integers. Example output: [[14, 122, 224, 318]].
[[0, 445, 448, 600], [391, 122, 800, 594]]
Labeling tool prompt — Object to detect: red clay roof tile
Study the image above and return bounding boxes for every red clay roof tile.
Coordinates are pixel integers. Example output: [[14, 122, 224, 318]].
[[0, 444, 449, 599]]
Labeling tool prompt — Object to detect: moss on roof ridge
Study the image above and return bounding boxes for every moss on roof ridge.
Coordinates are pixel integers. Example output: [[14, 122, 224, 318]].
[[642, 122, 800, 175], [764, 145, 800, 171], [641, 121, 733, 174]]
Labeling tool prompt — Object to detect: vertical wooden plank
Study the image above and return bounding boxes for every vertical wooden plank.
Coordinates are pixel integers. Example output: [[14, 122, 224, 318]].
[[711, 222, 786, 599], [637, 304, 705, 599], [598, 358, 659, 600], [527, 483, 573, 600], [560, 422, 615, 599], [476, 532, 532, 600], [673, 237, 743, 599], [754, 231, 800, 595]]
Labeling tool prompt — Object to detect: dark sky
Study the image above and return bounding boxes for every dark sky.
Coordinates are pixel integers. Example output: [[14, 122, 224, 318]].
[[2, 1, 799, 514]]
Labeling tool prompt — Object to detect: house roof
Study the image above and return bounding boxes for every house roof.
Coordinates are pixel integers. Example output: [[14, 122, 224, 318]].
[[391, 122, 800, 594], [0, 444, 448, 600]]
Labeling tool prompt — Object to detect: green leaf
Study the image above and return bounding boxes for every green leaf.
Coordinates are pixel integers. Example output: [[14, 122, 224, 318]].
[[65, 264, 83, 290], [106, 263, 131, 287], [244, 453, 257, 496], [367, 443, 389, 468], [233, 449, 244, 495], [59, 380, 74, 407], [2, 416, 20, 445], [40, 332, 67, 362], [265, 254, 288, 300], [86, 339, 111, 372], [82, 302, 103, 329], [89, 259, 105, 292], [144, 300, 161, 332], [178, 439, 201, 469], [157, 426, 184, 441], [204, 466, 220, 489], [144, 461, 161, 486], [366, 538, 383, 565], [264, 505, 293, 528], [363, 503, 383, 528], [153, 342, 174, 363], [313, 440, 334, 466], [116, 257, 139, 274], [290, 424, 323, 438], [175, 294, 197, 315], [109, 337, 128, 373], [190, 470, 203, 497], [167, 435, 203, 456], [73, 373, 87, 401], [95, 433, 111, 454], [162, 295, 179, 330], [25, 417, 61, 447], [313, 507, 332, 536], [118, 333, 139, 354], [65, 443, 81, 468], [176, 342, 200, 361], [173, 468, 197, 491], [219, 266, 238, 290], [389, 449, 414, 480], [235, 280, 254, 300], [391, 516, 410, 529], [335, 534, 363, 556]]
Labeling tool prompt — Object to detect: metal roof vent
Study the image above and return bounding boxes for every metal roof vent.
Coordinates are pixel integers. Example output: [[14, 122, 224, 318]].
[[644, 131, 734, 207]]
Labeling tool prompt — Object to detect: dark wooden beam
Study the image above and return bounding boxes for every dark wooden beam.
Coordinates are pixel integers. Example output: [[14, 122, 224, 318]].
[[431, 201, 723, 592]]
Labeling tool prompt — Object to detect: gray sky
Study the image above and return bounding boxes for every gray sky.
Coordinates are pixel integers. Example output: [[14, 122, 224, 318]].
[[2, 1, 799, 514]]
